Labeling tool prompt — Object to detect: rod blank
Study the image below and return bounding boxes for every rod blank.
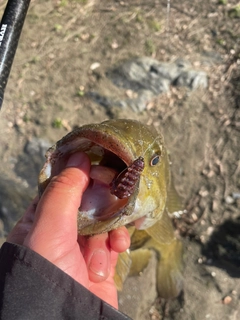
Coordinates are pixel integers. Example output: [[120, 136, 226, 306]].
[[0, 0, 31, 109]]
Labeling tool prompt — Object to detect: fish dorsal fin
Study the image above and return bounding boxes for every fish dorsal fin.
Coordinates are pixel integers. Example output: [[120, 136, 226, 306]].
[[145, 209, 175, 244], [166, 173, 184, 215]]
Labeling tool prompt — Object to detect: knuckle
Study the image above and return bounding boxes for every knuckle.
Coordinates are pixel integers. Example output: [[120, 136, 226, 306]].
[[48, 169, 78, 192]]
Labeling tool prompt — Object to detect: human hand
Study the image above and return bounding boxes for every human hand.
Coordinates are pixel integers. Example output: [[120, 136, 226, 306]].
[[7, 152, 130, 309]]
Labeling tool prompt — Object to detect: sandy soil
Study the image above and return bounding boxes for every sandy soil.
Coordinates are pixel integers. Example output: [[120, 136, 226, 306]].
[[0, 0, 239, 319]]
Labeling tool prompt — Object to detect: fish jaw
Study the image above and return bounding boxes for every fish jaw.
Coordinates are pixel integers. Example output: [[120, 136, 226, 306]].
[[130, 195, 165, 230]]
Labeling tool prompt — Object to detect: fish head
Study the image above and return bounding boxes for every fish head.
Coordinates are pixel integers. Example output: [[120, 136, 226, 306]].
[[38, 119, 170, 235], [130, 123, 171, 230]]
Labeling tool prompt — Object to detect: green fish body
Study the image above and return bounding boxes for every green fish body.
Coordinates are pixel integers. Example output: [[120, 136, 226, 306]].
[[39, 119, 184, 298]]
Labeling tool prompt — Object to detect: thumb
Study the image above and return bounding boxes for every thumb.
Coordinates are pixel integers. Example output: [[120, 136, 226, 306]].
[[24, 152, 90, 260]]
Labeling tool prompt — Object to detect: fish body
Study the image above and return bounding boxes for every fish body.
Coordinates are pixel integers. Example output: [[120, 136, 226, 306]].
[[39, 119, 184, 298], [115, 210, 184, 299]]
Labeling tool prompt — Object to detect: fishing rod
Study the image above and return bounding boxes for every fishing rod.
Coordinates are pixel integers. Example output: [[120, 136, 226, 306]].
[[0, 0, 31, 110]]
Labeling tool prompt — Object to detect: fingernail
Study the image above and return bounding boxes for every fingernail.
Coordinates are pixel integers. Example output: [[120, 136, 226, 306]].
[[66, 152, 85, 168], [89, 250, 109, 278]]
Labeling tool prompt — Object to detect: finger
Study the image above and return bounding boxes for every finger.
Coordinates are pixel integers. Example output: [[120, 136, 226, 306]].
[[83, 233, 111, 283], [7, 196, 39, 245], [89, 250, 119, 309], [23, 152, 90, 261], [109, 226, 131, 253]]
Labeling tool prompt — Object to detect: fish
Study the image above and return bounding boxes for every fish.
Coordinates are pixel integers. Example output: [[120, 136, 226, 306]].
[[38, 119, 184, 298]]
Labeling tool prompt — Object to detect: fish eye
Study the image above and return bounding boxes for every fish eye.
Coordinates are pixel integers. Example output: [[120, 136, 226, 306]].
[[150, 155, 160, 166]]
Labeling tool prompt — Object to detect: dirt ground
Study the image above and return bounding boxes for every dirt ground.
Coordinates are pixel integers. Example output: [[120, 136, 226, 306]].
[[0, 0, 240, 319]]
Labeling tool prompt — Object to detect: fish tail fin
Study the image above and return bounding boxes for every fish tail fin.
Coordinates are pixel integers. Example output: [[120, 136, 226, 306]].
[[155, 238, 184, 299]]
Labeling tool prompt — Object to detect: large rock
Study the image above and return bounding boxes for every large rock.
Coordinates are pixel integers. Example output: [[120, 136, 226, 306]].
[[89, 57, 208, 113], [15, 137, 51, 188], [0, 175, 34, 245]]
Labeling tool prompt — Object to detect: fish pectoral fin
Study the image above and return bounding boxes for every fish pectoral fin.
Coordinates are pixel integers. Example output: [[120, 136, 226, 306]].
[[114, 251, 132, 291], [155, 238, 184, 299], [145, 210, 175, 244], [128, 248, 152, 276]]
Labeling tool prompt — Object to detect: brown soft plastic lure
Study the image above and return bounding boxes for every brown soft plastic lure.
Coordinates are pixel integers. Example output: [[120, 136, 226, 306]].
[[110, 156, 145, 199]]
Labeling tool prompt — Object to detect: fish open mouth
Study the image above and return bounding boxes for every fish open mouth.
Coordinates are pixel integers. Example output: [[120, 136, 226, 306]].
[[39, 134, 139, 229], [79, 145, 130, 224]]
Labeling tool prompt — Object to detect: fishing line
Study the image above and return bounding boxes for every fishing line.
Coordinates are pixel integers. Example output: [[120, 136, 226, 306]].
[[0, 0, 31, 110]]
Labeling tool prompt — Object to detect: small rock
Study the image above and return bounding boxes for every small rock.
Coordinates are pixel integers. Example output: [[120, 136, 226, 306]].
[[232, 192, 240, 199], [207, 226, 214, 236], [222, 296, 232, 304], [90, 62, 100, 70], [225, 196, 234, 204]]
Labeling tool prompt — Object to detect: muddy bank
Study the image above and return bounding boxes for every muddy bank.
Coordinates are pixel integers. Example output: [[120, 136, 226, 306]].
[[0, 0, 240, 319]]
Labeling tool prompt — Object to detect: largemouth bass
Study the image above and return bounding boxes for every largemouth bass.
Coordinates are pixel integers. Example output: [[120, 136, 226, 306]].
[[39, 119, 184, 298]]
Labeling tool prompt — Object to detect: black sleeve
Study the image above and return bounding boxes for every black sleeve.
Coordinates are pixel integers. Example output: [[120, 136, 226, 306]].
[[0, 242, 131, 320]]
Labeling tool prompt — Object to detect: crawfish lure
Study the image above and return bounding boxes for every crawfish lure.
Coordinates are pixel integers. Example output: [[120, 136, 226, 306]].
[[110, 156, 145, 199]]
